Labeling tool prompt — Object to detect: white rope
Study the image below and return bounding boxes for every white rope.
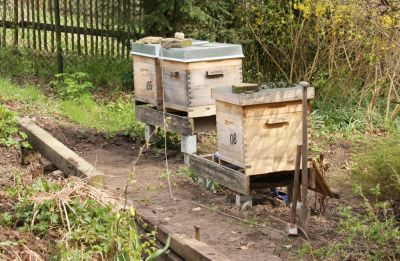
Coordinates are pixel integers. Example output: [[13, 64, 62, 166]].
[[159, 40, 174, 200]]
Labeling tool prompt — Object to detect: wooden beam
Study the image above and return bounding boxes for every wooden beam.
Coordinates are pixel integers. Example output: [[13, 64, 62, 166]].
[[135, 105, 195, 135], [1, 20, 139, 40], [18, 117, 103, 183], [137, 208, 229, 261], [187, 154, 250, 195]]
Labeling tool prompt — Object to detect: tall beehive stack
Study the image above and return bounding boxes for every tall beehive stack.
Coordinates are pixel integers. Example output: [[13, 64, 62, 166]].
[[132, 40, 244, 118], [212, 83, 315, 175]]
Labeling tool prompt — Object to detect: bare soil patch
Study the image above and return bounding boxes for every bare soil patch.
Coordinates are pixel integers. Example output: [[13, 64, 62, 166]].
[[31, 116, 356, 261]]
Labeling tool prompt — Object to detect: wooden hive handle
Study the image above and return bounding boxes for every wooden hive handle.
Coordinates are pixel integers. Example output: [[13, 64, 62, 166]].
[[265, 118, 289, 125], [206, 70, 224, 78], [170, 71, 180, 79]]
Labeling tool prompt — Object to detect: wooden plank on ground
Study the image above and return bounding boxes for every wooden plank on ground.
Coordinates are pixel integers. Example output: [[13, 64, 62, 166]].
[[187, 154, 250, 195], [18, 117, 104, 185], [135, 105, 194, 135], [137, 208, 229, 261]]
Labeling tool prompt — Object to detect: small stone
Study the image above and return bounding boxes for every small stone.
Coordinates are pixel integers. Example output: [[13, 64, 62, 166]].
[[192, 207, 201, 212]]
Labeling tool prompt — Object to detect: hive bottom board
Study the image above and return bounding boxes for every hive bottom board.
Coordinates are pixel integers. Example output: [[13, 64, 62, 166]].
[[135, 102, 216, 135], [187, 153, 300, 196]]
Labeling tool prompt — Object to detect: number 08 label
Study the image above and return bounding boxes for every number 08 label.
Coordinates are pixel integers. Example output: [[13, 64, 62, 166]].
[[230, 133, 237, 145]]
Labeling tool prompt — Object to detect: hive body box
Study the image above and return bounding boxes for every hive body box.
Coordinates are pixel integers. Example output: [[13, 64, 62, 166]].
[[162, 58, 242, 118], [133, 55, 163, 107], [132, 42, 244, 118], [212, 86, 315, 176]]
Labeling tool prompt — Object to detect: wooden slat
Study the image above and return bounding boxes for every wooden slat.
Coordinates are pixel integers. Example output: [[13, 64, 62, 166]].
[[135, 105, 195, 135], [105, 0, 110, 56], [100, 0, 104, 56], [83, 0, 88, 55], [31, 0, 36, 48], [20, 0, 24, 41], [49, 0, 54, 52], [187, 154, 250, 195], [110, 0, 115, 56], [89, 0, 94, 56], [42, 0, 48, 50], [69, 0, 74, 52], [63, 0, 67, 52], [1, 0, 5, 46], [26, 0, 30, 48], [95, 0, 99, 56], [36, 0, 41, 50], [76, 0, 81, 55], [13, 0, 18, 45]]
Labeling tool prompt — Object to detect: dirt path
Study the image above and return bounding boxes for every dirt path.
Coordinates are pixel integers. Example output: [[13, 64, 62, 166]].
[[43, 123, 289, 260]]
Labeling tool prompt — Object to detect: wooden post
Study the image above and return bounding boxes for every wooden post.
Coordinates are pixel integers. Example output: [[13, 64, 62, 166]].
[[82, 0, 88, 56], [63, 0, 68, 53], [31, 0, 36, 49], [89, 0, 94, 56], [100, 0, 104, 56], [291, 144, 302, 224], [69, 0, 74, 52], [95, 0, 99, 56], [49, 0, 55, 52], [54, 0, 63, 73], [110, 0, 115, 56], [43, 0, 48, 50], [20, 0, 24, 41], [36, 0, 41, 50], [13, 0, 18, 45], [299, 81, 310, 232], [2, 0, 6, 46], [76, 0, 81, 55], [26, 0, 30, 48], [105, 0, 110, 56]]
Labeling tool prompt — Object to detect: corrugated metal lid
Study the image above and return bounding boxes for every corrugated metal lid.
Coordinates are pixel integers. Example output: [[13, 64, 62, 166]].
[[131, 41, 244, 62], [160, 43, 244, 62], [131, 40, 209, 58]]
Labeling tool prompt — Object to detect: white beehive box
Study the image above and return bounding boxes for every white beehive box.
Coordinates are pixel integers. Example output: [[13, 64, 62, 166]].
[[131, 40, 210, 109], [160, 43, 244, 118], [212, 85, 315, 176]]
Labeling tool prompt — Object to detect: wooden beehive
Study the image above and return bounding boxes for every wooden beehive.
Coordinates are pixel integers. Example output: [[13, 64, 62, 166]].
[[212, 85, 315, 176], [161, 59, 242, 118], [133, 55, 163, 108]]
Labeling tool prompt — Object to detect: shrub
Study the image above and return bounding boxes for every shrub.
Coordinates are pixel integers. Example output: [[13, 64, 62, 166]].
[[352, 133, 400, 200], [51, 72, 94, 100]]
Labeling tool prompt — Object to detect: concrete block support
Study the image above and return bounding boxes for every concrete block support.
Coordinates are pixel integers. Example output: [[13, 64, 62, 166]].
[[181, 135, 197, 165], [145, 124, 157, 144], [235, 194, 253, 209]]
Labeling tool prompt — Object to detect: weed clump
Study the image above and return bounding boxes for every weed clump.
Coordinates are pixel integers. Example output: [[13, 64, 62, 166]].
[[0, 175, 167, 260], [0, 104, 30, 148], [298, 185, 400, 260], [352, 133, 400, 200]]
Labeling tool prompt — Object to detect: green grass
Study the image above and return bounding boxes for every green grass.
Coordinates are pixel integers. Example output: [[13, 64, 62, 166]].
[[0, 46, 132, 91], [0, 78, 47, 105], [0, 77, 143, 137]]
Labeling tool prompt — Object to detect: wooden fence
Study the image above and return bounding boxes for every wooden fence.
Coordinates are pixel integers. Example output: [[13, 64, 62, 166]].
[[0, 0, 143, 72]]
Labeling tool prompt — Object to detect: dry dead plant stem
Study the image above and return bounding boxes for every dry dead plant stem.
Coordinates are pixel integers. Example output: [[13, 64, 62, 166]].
[[247, 22, 290, 82]]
